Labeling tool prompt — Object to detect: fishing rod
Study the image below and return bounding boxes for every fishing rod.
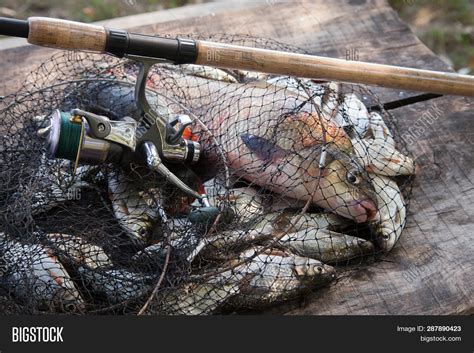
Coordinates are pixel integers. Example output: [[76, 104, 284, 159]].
[[0, 16, 473, 97], [0, 16, 471, 213]]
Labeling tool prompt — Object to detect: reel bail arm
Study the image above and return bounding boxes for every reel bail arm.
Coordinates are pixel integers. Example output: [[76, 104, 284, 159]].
[[126, 55, 202, 199], [141, 141, 202, 200], [128, 55, 200, 165]]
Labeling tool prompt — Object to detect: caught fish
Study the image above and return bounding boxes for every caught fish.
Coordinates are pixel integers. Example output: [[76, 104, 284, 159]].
[[74, 68, 378, 223], [214, 247, 335, 308], [77, 266, 152, 304], [118, 63, 409, 182], [132, 231, 199, 263], [348, 119, 408, 252], [276, 227, 373, 263], [317, 84, 414, 176], [162, 64, 239, 83], [367, 111, 396, 146], [202, 212, 328, 251], [132, 215, 204, 264], [220, 129, 376, 223], [318, 82, 370, 137], [167, 245, 335, 311], [208, 187, 264, 224], [369, 174, 406, 252], [337, 92, 370, 136], [30, 155, 101, 215], [45, 233, 113, 269], [0, 234, 85, 312], [158, 281, 240, 315], [107, 169, 164, 245], [202, 212, 373, 263], [254, 211, 373, 263], [188, 211, 290, 261], [351, 137, 416, 176], [297, 81, 414, 177]]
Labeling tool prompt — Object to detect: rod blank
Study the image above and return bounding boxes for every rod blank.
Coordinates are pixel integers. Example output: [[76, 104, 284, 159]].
[[0, 16, 473, 97], [195, 41, 474, 97], [0, 18, 28, 38]]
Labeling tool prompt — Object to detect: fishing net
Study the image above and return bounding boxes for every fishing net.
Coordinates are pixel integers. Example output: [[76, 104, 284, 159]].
[[0, 34, 414, 315]]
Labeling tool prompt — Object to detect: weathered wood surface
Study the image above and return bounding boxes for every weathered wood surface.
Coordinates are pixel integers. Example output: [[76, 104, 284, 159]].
[[0, 0, 265, 95], [0, 0, 472, 314], [269, 95, 474, 315]]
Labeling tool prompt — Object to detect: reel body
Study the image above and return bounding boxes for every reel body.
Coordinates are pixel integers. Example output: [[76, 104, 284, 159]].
[[38, 56, 203, 200]]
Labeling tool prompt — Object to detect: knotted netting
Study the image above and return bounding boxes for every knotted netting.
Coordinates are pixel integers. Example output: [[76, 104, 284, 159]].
[[0, 35, 414, 315]]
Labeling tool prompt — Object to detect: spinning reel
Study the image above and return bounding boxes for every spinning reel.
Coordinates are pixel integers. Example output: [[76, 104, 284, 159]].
[[37, 56, 204, 201]]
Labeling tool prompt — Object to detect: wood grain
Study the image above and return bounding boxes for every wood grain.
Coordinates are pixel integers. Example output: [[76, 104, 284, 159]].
[[0, 0, 472, 314], [195, 40, 474, 96], [28, 17, 107, 52], [264, 97, 474, 315]]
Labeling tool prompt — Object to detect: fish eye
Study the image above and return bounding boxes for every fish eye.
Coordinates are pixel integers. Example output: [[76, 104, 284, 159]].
[[64, 303, 77, 312], [346, 170, 360, 184], [316, 266, 323, 273]]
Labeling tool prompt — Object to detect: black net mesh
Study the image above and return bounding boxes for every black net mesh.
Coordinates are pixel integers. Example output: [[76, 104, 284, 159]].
[[0, 35, 414, 314]]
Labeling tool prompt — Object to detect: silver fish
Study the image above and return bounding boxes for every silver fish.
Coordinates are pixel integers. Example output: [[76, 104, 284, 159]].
[[352, 137, 415, 176], [349, 122, 408, 251], [370, 174, 406, 252], [207, 187, 264, 224], [316, 82, 370, 137], [132, 233, 198, 262], [367, 111, 396, 146], [45, 233, 113, 269], [337, 92, 370, 136], [158, 281, 240, 315], [30, 155, 99, 215], [201, 212, 341, 250], [276, 227, 374, 263], [209, 246, 335, 308], [296, 81, 414, 177], [107, 169, 164, 245], [213, 212, 372, 263], [189, 212, 282, 261], [77, 266, 152, 304], [0, 234, 85, 312], [100, 69, 378, 224]]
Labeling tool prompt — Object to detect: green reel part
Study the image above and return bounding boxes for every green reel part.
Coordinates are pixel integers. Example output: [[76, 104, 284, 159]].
[[188, 206, 220, 225], [44, 109, 114, 165], [47, 110, 82, 161], [188, 206, 236, 227]]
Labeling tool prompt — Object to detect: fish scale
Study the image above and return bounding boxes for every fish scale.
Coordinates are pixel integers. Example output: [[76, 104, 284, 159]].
[[108, 66, 378, 223]]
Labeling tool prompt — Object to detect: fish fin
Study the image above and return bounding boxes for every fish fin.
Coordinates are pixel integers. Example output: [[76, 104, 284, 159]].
[[240, 133, 292, 163]]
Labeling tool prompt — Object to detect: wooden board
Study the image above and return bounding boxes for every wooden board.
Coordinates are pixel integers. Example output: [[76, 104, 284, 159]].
[[269, 95, 474, 315], [0, 0, 472, 314], [0, 0, 266, 96]]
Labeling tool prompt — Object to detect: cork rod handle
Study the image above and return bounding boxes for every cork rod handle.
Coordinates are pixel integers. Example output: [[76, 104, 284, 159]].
[[27, 17, 107, 52], [0, 16, 472, 97]]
